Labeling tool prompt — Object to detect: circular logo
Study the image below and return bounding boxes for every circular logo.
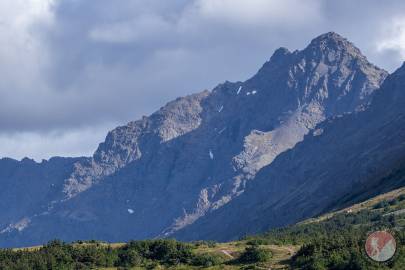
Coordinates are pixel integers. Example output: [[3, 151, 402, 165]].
[[365, 231, 396, 262]]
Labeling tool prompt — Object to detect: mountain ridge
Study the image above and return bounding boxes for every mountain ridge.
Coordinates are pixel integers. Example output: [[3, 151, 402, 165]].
[[174, 61, 405, 241], [0, 32, 394, 247]]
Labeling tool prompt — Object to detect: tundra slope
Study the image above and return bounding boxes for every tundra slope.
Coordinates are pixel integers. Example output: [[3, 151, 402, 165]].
[[0, 32, 388, 247]]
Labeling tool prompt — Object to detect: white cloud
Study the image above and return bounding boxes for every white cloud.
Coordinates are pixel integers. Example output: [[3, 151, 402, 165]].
[[377, 18, 405, 58], [191, 0, 321, 26], [0, 0, 53, 90], [0, 0, 53, 26], [89, 14, 173, 44], [0, 124, 114, 161], [1, 0, 405, 161]]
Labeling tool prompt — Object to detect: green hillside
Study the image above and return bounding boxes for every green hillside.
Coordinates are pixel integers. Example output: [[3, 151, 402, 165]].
[[1, 188, 404, 270], [246, 187, 405, 269]]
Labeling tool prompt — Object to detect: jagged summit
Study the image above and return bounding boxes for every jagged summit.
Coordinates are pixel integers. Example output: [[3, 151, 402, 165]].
[[256, 33, 386, 113], [261, 32, 382, 73], [311, 31, 348, 43], [298, 32, 370, 68], [308, 32, 358, 51], [267, 32, 349, 57], [266, 32, 363, 64]]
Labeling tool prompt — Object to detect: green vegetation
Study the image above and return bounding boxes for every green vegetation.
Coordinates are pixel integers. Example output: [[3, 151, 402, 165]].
[[237, 245, 272, 264], [244, 188, 405, 269], [0, 239, 204, 269], [0, 239, 276, 269], [191, 253, 225, 267], [291, 231, 404, 270]]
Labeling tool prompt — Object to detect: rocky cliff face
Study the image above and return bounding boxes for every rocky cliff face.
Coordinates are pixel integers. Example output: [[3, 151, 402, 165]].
[[0, 33, 390, 247], [0, 157, 83, 236], [63, 91, 209, 198], [174, 62, 405, 241]]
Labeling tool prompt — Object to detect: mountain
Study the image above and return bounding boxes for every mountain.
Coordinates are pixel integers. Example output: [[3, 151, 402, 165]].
[[0, 32, 390, 247], [174, 62, 405, 241], [0, 157, 83, 229]]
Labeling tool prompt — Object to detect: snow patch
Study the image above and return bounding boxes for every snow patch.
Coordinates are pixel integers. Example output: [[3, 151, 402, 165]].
[[218, 127, 227, 134], [313, 128, 324, 136], [252, 90, 257, 95], [127, 209, 134, 214], [209, 150, 214, 160], [218, 105, 223, 112], [236, 86, 242, 95], [246, 92, 251, 96]]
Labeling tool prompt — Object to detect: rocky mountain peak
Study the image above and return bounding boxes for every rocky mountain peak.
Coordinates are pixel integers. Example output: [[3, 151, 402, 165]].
[[310, 31, 349, 45], [306, 32, 362, 57], [258, 32, 386, 84], [263, 32, 358, 70]]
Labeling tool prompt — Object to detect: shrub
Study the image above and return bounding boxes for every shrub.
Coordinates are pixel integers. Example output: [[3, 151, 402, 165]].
[[246, 238, 270, 246], [389, 198, 399, 206], [125, 239, 194, 265], [373, 200, 389, 209], [192, 240, 217, 248], [238, 246, 272, 264], [117, 249, 143, 267], [192, 253, 224, 267]]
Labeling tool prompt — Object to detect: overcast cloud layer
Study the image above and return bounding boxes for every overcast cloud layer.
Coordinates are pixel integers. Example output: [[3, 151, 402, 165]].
[[1, 0, 405, 161]]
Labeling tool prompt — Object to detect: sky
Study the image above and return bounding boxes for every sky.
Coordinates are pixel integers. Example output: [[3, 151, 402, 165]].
[[1, 0, 405, 161]]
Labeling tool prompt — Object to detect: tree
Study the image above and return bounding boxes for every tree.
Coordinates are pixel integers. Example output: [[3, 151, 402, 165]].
[[238, 245, 272, 264]]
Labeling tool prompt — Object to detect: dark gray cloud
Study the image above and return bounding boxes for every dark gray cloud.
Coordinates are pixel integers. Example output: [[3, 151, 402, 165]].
[[1, 0, 405, 160]]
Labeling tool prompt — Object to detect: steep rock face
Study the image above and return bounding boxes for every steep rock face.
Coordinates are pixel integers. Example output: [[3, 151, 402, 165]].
[[174, 63, 405, 241], [0, 157, 82, 236], [63, 91, 209, 198], [0, 33, 388, 247]]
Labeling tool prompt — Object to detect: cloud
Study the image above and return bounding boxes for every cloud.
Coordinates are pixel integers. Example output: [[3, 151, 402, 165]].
[[1, 0, 405, 161], [0, 124, 114, 161], [316, 0, 405, 72], [0, 0, 52, 90], [89, 14, 173, 44], [192, 0, 321, 27], [377, 18, 405, 58]]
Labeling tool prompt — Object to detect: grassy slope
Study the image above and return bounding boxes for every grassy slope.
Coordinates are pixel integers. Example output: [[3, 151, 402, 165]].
[[301, 187, 405, 225], [70, 241, 299, 270], [11, 240, 298, 269]]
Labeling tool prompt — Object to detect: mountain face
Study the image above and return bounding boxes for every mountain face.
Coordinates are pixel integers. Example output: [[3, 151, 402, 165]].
[[174, 62, 405, 241], [0, 32, 390, 247], [0, 157, 83, 235]]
